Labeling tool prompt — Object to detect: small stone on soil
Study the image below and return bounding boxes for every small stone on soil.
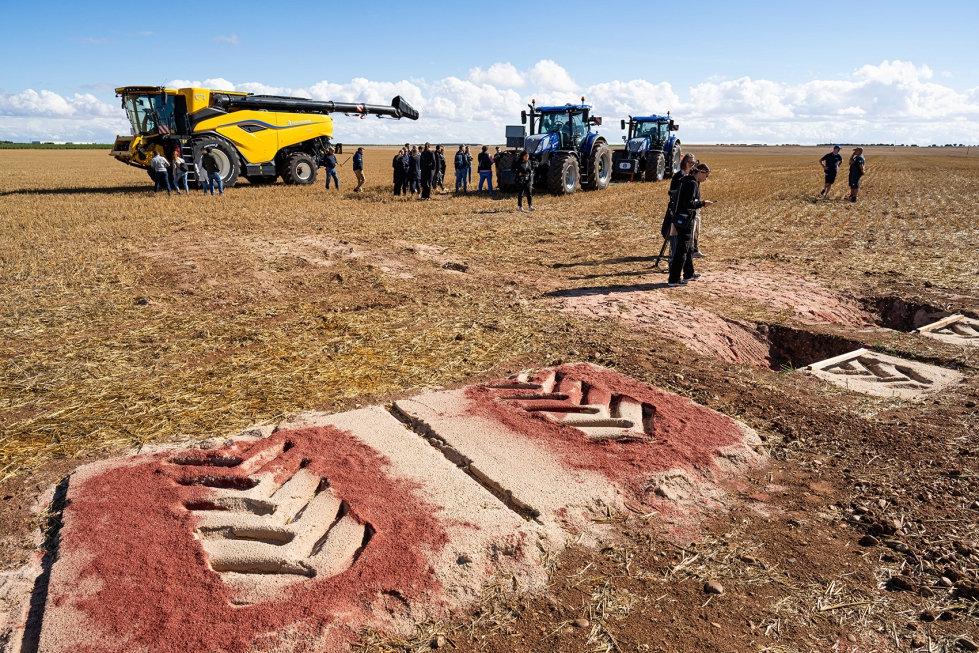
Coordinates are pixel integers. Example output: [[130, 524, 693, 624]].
[[847, 634, 857, 643], [957, 637, 979, 651], [858, 535, 879, 547], [704, 580, 724, 595], [574, 618, 589, 628], [940, 577, 954, 587]]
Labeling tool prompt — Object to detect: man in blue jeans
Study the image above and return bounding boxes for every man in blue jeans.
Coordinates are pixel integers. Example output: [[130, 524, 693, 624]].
[[453, 145, 468, 193], [477, 145, 494, 196], [323, 147, 339, 190], [150, 152, 171, 194], [201, 146, 224, 195]]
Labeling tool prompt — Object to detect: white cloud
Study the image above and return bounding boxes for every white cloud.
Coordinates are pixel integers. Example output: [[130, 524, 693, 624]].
[[467, 63, 525, 88], [528, 60, 579, 93], [213, 34, 239, 44], [942, 71, 953, 78], [3, 60, 978, 145]]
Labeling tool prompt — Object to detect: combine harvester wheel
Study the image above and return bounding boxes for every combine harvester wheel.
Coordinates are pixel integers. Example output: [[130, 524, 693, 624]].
[[281, 153, 318, 185], [191, 136, 241, 187]]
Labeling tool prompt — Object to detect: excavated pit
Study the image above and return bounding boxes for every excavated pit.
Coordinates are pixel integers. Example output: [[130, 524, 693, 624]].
[[862, 295, 969, 332]]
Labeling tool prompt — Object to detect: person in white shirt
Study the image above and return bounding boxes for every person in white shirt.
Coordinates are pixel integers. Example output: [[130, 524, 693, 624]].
[[150, 152, 171, 195]]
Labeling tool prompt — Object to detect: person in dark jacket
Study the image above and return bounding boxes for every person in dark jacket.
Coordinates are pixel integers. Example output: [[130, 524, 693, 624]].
[[435, 145, 446, 191], [352, 147, 365, 192], [477, 145, 494, 196], [406, 146, 421, 196], [513, 150, 534, 212], [420, 142, 438, 200], [323, 147, 339, 190], [453, 145, 468, 193], [392, 147, 407, 195], [667, 163, 713, 287]]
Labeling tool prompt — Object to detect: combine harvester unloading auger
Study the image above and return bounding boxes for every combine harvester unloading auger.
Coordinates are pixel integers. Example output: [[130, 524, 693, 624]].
[[110, 85, 419, 187]]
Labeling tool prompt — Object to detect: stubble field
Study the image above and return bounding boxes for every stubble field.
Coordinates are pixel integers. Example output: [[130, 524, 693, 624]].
[[2, 146, 979, 652]]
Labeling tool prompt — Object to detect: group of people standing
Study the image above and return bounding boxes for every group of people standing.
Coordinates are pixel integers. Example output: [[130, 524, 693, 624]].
[[150, 147, 225, 196], [819, 145, 867, 202], [663, 152, 712, 287], [392, 143, 446, 199]]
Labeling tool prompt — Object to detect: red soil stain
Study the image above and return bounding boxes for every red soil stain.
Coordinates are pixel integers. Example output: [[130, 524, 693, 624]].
[[54, 426, 448, 653], [466, 363, 748, 502]]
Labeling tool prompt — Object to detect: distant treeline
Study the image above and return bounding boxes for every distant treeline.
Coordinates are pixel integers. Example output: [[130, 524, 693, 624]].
[[0, 142, 112, 149]]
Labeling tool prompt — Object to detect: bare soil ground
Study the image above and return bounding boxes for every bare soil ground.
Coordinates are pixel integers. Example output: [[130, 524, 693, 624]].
[[2, 146, 979, 652]]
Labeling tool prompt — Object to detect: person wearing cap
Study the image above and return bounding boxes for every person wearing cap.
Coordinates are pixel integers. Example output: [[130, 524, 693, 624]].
[[819, 145, 844, 197], [846, 147, 866, 202], [323, 147, 339, 190]]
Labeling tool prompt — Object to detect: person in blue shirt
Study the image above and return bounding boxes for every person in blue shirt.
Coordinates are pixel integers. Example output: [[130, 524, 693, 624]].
[[846, 147, 866, 203], [352, 147, 365, 193], [819, 145, 843, 197]]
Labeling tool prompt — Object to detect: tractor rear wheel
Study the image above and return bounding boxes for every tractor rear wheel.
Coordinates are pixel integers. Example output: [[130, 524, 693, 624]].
[[494, 151, 516, 192], [583, 141, 612, 191], [645, 152, 666, 182], [191, 136, 240, 187], [546, 153, 579, 195], [670, 143, 683, 175], [281, 153, 318, 185]]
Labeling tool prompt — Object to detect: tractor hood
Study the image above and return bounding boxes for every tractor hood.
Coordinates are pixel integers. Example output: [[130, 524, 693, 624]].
[[525, 132, 558, 156], [626, 136, 651, 154]]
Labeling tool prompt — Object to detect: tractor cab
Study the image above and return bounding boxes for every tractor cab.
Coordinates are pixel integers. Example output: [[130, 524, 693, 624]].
[[623, 115, 677, 153], [521, 101, 602, 154]]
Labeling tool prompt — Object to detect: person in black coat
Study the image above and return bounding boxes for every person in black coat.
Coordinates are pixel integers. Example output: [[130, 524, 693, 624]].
[[513, 150, 534, 212], [667, 163, 713, 287], [420, 142, 438, 200], [392, 147, 408, 196], [406, 146, 421, 196]]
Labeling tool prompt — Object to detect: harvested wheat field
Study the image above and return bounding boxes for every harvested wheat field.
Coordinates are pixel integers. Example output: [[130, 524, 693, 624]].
[[2, 146, 979, 652]]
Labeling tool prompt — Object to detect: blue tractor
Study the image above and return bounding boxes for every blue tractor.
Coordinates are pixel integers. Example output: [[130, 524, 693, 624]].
[[611, 113, 682, 182], [495, 99, 612, 195]]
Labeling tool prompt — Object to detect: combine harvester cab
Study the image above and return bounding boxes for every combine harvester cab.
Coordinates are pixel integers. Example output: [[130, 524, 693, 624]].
[[495, 98, 611, 195], [111, 86, 419, 187], [611, 114, 681, 182]]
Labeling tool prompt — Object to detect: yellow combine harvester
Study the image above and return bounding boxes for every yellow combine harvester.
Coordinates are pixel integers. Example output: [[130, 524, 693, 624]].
[[110, 86, 419, 186]]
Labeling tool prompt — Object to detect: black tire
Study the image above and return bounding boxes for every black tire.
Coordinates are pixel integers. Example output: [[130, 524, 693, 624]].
[[190, 136, 241, 187], [670, 142, 683, 174], [281, 153, 318, 185], [546, 152, 579, 195], [494, 151, 516, 192], [247, 176, 277, 185], [645, 152, 666, 182], [583, 140, 611, 191]]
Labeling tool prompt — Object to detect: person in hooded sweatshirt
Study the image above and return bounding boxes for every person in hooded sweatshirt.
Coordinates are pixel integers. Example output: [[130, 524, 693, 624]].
[[667, 163, 714, 287], [392, 147, 407, 195]]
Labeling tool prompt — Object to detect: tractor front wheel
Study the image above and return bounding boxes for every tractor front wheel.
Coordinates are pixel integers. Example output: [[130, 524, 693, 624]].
[[546, 153, 579, 195], [645, 152, 666, 182], [583, 141, 612, 191], [190, 136, 241, 188], [281, 153, 318, 185]]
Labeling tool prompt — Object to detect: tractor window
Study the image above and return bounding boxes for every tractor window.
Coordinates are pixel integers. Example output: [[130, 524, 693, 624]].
[[570, 112, 586, 143], [537, 112, 569, 136], [635, 121, 668, 141], [123, 94, 175, 135]]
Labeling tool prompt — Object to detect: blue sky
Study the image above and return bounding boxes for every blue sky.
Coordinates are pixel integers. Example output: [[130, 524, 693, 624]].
[[2, 0, 978, 144]]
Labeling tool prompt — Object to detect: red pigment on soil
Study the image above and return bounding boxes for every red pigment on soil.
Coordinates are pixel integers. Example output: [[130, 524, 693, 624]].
[[465, 363, 748, 501], [54, 426, 449, 653]]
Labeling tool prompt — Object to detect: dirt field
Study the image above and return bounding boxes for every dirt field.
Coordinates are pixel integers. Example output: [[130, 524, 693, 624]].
[[2, 146, 979, 652]]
